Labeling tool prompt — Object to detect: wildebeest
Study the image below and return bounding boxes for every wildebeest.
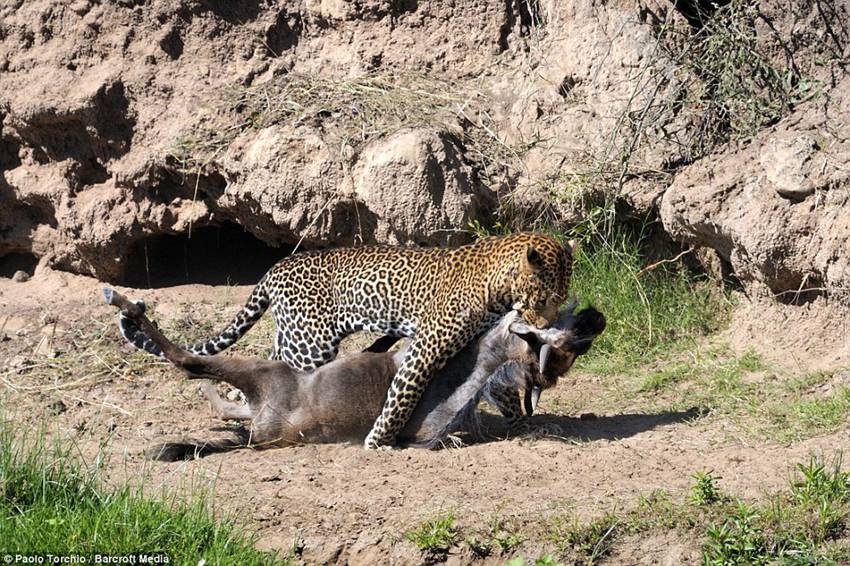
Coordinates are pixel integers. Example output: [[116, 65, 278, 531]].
[[103, 288, 604, 459]]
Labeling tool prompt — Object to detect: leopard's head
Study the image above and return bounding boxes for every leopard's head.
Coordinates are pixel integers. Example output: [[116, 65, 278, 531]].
[[509, 233, 575, 328]]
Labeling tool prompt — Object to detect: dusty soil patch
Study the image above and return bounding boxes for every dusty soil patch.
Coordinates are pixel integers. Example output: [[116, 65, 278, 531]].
[[1, 271, 849, 564]]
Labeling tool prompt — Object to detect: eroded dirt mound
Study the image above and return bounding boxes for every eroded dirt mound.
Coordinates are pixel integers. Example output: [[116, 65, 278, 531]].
[[4, 0, 847, 305], [661, 76, 850, 305], [0, 0, 513, 281]]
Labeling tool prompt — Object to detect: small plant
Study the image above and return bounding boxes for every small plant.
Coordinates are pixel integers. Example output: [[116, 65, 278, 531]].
[[493, 529, 526, 553], [467, 218, 512, 240], [405, 513, 459, 555], [791, 456, 850, 507], [465, 535, 492, 558], [704, 502, 769, 565], [488, 515, 526, 553], [561, 512, 619, 561], [691, 471, 723, 506]]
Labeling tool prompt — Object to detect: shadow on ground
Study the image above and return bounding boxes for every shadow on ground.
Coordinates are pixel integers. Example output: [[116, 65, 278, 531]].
[[140, 408, 706, 460], [468, 407, 706, 444]]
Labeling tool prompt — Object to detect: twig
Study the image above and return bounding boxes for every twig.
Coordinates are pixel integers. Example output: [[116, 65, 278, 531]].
[[773, 286, 834, 297], [63, 393, 133, 417], [636, 248, 695, 277], [292, 195, 336, 255]]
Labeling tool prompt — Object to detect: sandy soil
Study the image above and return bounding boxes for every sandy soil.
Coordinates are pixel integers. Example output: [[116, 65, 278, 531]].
[[2, 269, 848, 565]]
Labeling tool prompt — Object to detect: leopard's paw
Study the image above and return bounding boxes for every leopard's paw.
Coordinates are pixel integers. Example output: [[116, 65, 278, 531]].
[[511, 421, 563, 438]]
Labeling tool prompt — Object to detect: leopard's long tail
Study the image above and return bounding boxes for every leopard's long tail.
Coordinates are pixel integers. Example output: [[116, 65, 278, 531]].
[[118, 274, 272, 358]]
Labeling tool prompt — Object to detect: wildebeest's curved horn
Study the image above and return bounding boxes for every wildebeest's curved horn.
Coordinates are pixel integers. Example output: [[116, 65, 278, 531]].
[[524, 386, 543, 416], [539, 343, 552, 375]]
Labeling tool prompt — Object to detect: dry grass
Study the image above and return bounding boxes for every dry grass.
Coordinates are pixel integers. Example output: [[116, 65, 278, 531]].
[[173, 72, 528, 191], [521, 0, 835, 239]]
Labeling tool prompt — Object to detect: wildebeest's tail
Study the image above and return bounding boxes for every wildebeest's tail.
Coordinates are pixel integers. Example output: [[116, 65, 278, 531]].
[[118, 274, 272, 358], [145, 435, 247, 461]]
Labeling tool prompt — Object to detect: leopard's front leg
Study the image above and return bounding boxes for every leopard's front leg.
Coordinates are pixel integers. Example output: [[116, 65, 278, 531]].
[[487, 379, 563, 438], [365, 307, 485, 449]]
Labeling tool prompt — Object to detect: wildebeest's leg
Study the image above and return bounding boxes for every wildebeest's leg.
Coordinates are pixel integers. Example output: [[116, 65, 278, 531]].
[[104, 289, 200, 366], [104, 288, 257, 385], [198, 381, 252, 420]]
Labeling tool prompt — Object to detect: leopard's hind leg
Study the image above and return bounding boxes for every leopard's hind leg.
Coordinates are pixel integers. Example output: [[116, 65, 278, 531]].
[[268, 303, 344, 370]]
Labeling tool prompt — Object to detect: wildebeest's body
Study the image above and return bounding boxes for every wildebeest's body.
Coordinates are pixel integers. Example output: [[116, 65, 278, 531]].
[[103, 289, 604, 458]]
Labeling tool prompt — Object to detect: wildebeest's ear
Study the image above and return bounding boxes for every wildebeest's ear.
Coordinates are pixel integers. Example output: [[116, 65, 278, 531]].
[[577, 307, 606, 337], [521, 246, 544, 274], [510, 321, 545, 358]]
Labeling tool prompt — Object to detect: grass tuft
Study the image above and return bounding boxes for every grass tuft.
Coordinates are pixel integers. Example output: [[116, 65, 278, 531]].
[[0, 414, 288, 564], [405, 512, 459, 555], [691, 471, 724, 506], [704, 458, 850, 564], [548, 456, 850, 565], [551, 512, 619, 562], [570, 230, 727, 374]]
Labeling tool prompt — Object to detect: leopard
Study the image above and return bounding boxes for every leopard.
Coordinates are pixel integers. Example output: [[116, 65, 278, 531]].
[[119, 231, 574, 448]]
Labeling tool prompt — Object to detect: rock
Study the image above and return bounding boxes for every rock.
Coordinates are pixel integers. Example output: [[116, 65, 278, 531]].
[[11, 270, 29, 282], [350, 128, 494, 247], [661, 79, 850, 299], [761, 133, 819, 200], [225, 388, 243, 402], [33, 337, 58, 359], [300, 536, 344, 565], [6, 355, 29, 374]]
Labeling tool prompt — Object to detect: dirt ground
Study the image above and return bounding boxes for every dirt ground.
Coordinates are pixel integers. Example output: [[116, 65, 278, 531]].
[[2, 269, 849, 565]]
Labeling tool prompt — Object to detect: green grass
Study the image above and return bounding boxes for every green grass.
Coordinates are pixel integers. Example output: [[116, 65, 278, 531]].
[[624, 345, 850, 442], [766, 387, 850, 443], [490, 516, 527, 553], [544, 456, 850, 565], [404, 512, 458, 555], [0, 417, 289, 565], [549, 512, 620, 563], [703, 457, 850, 564], [570, 230, 727, 374]]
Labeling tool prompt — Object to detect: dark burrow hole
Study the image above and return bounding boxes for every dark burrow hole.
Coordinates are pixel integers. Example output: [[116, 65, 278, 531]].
[[122, 222, 294, 288], [0, 252, 39, 278], [774, 278, 827, 306], [673, 0, 732, 28]]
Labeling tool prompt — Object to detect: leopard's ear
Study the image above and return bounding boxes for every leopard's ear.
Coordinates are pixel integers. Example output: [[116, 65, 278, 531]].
[[567, 239, 580, 257], [521, 246, 544, 274]]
